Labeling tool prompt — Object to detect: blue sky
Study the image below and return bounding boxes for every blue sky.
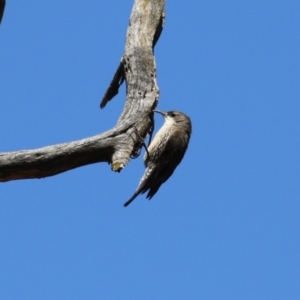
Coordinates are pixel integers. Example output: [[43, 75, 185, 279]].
[[1, 1, 299, 299]]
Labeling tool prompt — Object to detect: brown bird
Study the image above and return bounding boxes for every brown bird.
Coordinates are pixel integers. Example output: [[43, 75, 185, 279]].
[[124, 110, 192, 207]]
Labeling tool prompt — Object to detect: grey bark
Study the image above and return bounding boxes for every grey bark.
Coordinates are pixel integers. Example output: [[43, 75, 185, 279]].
[[0, 0, 166, 182]]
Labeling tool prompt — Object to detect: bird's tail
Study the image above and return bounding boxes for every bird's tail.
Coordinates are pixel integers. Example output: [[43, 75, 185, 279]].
[[124, 168, 151, 207], [123, 191, 140, 207]]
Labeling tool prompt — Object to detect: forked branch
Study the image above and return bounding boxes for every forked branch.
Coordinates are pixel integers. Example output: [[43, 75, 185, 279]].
[[0, 0, 166, 182]]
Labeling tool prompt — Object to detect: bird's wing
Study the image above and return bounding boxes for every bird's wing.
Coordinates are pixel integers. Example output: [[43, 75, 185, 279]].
[[124, 129, 190, 206], [146, 130, 189, 199]]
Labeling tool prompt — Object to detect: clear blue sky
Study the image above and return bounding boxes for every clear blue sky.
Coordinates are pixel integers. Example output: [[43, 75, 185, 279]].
[[1, 1, 299, 299]]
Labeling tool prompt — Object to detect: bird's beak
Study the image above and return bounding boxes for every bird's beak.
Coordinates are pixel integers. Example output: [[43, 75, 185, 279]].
[[153, 110, 167, 117]]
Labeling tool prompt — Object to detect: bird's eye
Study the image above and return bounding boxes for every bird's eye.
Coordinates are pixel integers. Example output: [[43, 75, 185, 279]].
[[169, 112, 176, 117]]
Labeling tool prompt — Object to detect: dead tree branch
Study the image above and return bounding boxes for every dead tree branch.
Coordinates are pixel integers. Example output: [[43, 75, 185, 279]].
[[0, 0, 166, 182], [0, 0, 5, 24]]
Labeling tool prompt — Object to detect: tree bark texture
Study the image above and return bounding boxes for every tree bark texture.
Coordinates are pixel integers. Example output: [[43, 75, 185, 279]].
[[0, 0, 166, 182]]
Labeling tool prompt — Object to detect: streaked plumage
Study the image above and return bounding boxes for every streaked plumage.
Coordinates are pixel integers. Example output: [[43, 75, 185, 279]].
[[124, 110, 192, 207]]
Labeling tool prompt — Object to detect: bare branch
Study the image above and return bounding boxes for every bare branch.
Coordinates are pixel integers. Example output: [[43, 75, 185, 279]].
[[0, 0, 5, 24], [153, 10, 165, 49], [100, 61, 125, 109], [0, 0, 166, 182], [0, 133, 112, 182]]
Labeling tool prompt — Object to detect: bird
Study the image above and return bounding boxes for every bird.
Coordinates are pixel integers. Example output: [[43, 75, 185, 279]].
[[124, 110, 192, 207]]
